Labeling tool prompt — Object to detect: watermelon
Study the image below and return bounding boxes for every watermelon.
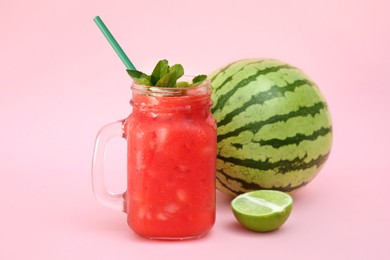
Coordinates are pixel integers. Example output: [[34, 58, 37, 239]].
[[209, 59, 332, 196]]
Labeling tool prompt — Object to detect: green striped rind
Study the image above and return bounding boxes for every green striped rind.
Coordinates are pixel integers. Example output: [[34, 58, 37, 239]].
[[209, 58, 332, 196]]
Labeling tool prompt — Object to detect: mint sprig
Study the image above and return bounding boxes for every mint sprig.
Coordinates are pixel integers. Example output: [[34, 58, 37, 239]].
[[126, 59, 207, 88]]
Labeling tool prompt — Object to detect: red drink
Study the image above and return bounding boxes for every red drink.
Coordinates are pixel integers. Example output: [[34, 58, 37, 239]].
[[123, 81, 216, 239]]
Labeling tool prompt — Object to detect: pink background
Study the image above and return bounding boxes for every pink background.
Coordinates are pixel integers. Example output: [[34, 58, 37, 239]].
[[1, 0, 389, 259]]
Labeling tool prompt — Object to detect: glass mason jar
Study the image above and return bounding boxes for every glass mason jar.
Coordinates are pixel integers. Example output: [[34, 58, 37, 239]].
[[92, 77, 216, 240]]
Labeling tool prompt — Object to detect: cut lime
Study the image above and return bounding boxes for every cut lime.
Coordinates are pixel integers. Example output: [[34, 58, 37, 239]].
[[231, 190, 293, 232]]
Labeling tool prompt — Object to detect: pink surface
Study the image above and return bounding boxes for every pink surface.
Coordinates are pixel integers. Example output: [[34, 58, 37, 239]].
[[1, 0, 389, 259]]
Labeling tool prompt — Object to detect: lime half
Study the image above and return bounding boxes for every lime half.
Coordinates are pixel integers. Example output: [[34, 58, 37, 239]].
[[231, 190, 293, 232]]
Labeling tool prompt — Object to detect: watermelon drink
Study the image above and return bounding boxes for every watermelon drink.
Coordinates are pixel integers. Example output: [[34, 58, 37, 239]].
[[123, 80, 216, 239], [91, 17, 216, 239], [91, 76, 216, 240]]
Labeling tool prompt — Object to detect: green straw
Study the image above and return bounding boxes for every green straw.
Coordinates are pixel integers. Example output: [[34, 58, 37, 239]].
[[93, 16, 136, 70]]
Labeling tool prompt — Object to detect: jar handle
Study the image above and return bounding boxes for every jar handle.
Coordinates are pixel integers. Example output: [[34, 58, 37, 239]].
[[91, 120, 126, 212]]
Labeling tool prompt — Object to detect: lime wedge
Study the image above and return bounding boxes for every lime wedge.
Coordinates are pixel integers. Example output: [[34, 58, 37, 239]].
[[231, 190, 293, 232]]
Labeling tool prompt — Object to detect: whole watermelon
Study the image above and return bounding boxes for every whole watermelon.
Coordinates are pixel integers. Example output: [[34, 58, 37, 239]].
[[209, 59, 332, 196]]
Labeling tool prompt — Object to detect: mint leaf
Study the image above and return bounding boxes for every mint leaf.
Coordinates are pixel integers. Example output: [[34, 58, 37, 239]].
[[151, 59, 169, 85], [176, 81, 190, 88], [169, 64, 184, 80], [126, 69, 146, 79], [126, 69, 151, 86], [155, 64, 184, 88], [188, 74, 207, 87], [136, 77, 152, 85], [192, 74, 207, 84], [155, 71, 177, 87]]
